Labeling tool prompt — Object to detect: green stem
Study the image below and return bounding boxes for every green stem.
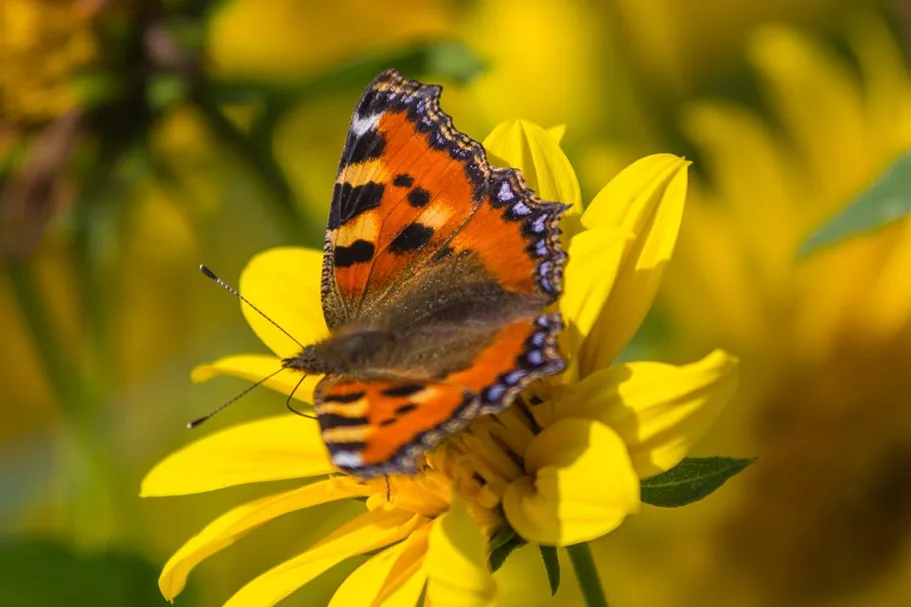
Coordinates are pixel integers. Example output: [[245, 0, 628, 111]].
[[567, 543, 609, 607], [5, 263, 81, 417], [192, 90, 311, 244], [5, 261, 122, 545]]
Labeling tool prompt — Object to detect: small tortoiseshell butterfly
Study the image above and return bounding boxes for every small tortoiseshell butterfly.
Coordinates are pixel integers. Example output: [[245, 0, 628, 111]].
[[283, 69, 568, 477]]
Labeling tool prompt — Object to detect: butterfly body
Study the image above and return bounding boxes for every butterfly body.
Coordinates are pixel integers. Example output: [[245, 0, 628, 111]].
[[292, 70, 569, 478]]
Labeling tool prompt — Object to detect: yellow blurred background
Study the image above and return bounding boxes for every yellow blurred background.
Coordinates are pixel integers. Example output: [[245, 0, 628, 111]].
[[1, 0, 909, 605]]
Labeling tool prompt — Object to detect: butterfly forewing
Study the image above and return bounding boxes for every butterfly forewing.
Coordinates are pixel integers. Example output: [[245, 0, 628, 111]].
[[323, 70, 489, 328]]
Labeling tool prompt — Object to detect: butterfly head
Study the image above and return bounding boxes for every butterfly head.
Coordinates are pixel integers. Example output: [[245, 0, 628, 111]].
[[282, 329, 396, 376]]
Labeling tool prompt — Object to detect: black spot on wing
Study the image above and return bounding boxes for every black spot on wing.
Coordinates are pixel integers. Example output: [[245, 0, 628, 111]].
[[379, 418, 397, 427], [318, 413, 368, 431], [393, 174, 414, 188], [322, 390, 366, 404], [355, 89, 380, 118], [389, 223, 434, 254], [325, 440, 367, 453], [343, 129, 386, 166], [407, 187, 431, 208], [394, 403, 418, 415], [346, 70, 490, 207], [328, 182, 385, 229], [382, 384, 424, 397], [431, 245, 454, 262], [334, 240, 375, 268]]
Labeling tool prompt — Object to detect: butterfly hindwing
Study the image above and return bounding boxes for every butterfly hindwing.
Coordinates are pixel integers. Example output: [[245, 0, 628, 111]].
[[446, 166, 567, 302], [313, 312, 564, 478], [315, 376, 479, 476], [444, 313, 565, 415]]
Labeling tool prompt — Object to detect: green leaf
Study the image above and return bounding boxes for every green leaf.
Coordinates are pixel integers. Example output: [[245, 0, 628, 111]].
[[566, 543, 608, 607], [0, 539, 179, 606], [421, 41, 488, 85], [801, 150, 911, 255], [488, 525, 527, 573], [640, 456, 755, 508], [147, 73, 188, 110], [68, 70, 125, 107], [539, 545, 560, 595]]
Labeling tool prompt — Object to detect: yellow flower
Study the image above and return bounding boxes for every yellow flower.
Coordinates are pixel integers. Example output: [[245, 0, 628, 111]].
[[655, 17, 911, 602], [142, 120, 737, 606]]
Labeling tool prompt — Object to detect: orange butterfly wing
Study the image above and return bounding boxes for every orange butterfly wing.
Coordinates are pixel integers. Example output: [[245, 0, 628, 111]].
[[314, 70, 567, 477], [315, 377, 478, 475], [315, 313, 562, 476], [321, 70, 488, 328]]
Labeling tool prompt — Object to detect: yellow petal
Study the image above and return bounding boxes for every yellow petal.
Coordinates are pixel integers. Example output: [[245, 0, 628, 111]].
[[748, 26, 868, 203], [547, 124, 566, 143], [191, 353, 321, 403], [483, 120, 583, 214], [159, 477, 361, 600], [579, 155, 689, 374], [372, 524, 431, 607], [848, 15, 911, 156], [560, 350, 739, 478], [239, 246, 328, 359], [141, 415, 333, 496], [328, 534, 427, 607], [224, 510, 427, 607], [559, 227, 632, 373], [425, 498, 497, 607], [503, 418, 639, 546]]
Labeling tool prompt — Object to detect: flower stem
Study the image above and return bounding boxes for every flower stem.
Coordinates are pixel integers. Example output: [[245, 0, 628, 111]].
[[6, 261, 122, 545], [567, 543, 609, 607], [6, 263, 81, 415]]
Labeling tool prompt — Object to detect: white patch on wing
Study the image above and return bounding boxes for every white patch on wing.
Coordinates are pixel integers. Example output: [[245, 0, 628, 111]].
[[499, 181, 515, 202], [332, 451, 364, 468], [351, 112, 382, 137]]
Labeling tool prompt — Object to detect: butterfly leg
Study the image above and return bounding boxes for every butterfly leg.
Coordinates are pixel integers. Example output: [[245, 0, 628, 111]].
[[286, 374, 315, 420]]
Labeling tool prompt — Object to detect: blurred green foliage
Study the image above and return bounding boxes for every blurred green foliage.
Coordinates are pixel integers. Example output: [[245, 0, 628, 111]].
[[802, 150, 911, 255], [0, 540, 181, 606]]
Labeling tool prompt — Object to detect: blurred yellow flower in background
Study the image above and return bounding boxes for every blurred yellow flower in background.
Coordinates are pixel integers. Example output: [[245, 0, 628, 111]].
[[653, 15, 911, 604], [142, 120, 738, 606], [0, 0, 96, 123], [611, 0, 888, 98], [451, 0, 605, 134], [208, 0, 450, 81]]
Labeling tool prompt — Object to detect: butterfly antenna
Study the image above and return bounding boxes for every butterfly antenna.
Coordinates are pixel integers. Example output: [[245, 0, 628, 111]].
[[286, 374, 315, 420], [199, 264, 305, 349], [188, 367, 285, 429]]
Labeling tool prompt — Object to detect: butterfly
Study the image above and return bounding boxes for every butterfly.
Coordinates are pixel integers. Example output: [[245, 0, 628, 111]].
[[283, 69, 568, 478]]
